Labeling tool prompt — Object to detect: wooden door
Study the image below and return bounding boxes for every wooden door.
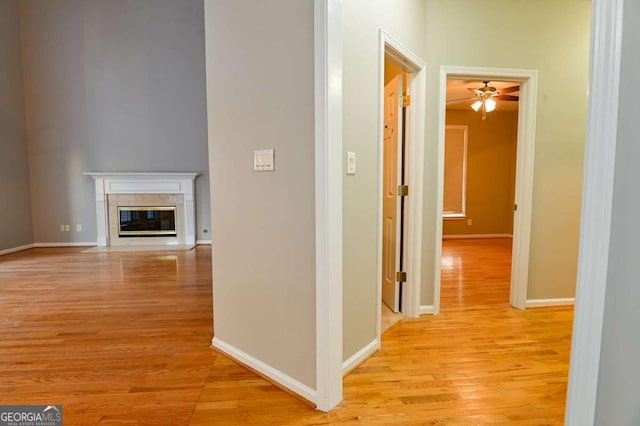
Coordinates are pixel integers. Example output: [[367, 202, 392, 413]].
[[382, 75, 403, 313]]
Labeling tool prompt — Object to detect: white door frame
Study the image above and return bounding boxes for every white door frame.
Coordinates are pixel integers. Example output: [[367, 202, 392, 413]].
[[376, 29, 426, 343], [314, 0, 343, 412], [565, 0, 623, 423], [434, 66, 538, 313]]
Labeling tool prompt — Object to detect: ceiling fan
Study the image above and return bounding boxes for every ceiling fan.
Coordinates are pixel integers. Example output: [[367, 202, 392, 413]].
[[448, 81, 520, 120]]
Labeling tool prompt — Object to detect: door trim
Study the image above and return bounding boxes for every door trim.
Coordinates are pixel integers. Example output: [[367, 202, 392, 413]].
[[435, 66, 538, 313], [565, 0, 623, 423], [377, 29, 426, 344], [314, 0, 343, 412]]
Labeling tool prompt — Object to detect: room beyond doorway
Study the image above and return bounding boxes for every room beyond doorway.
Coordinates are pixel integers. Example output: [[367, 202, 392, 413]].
[[434, 67, 538, 312], [440, 77, 519, 311]]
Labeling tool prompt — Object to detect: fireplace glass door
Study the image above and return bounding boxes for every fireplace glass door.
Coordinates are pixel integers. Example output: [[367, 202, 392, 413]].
[[118, 206, 177, 237]]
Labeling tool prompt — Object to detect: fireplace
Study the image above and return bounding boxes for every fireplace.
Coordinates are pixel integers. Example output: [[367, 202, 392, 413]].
[[84, 172, 198, 247], [118, 206, 177, 237]]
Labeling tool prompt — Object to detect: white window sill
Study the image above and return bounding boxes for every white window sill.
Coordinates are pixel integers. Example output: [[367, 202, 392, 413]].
[[443, 214, 466, 220]]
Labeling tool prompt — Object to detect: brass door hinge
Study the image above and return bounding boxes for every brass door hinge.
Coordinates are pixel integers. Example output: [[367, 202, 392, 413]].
[[398, 185, 409, 197], [396, 271, 407, 282], [400, 95, 411, 107]]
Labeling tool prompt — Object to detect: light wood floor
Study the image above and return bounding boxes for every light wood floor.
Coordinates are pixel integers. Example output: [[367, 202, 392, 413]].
[[440, 238, 513, 311], [381, 302, 404, 333], [0, 241, 573, 425]]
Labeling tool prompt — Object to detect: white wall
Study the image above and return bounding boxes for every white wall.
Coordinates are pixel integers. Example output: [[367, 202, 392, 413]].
[[422, 0, 591, 305], [342, 0, 426, 360], [0, 0, 33, 251], [204, 0, 317, 389], [19, 0, 210, 244], [594, 0, 640, 422]]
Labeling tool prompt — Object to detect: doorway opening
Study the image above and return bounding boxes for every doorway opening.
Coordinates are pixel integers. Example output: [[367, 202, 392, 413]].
[[375, 31, 426, 340], [440, 79, 519, 311], [434, 67, 538, 313], [381, 56, 408, 331]]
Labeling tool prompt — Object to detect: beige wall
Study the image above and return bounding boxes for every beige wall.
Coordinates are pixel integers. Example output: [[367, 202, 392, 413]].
[[443, 110, 517, 236], [204, 0, 316, 388], [343, 0, 426, 360], [422, 0, 590, 303]]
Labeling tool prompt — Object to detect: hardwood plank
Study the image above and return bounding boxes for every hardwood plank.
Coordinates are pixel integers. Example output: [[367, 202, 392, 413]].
[[190, 238, 573, 425], [0, 240, 573, 425], [0, 247, 215, 426], [440, 237, 515, 311]]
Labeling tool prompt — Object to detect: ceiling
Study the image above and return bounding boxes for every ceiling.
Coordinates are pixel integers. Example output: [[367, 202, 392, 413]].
[[446, 79, 520, 112]]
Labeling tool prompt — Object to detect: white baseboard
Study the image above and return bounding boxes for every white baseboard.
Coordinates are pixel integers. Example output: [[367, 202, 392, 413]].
[[526, 297, 575, 308], [342, 339, 378, 376], [420, 304, 435, 315], [34, 242, 98, 247], [0, 243, 35, 256], [211, 337, 317, 405], [196, 239, 212, 245], [442, 234, 513, 239]]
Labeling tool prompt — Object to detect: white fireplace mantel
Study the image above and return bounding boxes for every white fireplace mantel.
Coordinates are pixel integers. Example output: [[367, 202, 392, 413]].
[[84, 172, 199, 247]]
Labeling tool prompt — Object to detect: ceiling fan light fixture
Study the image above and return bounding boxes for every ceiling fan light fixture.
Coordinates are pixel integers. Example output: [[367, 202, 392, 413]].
[[471, 100, 482, 112], [485, 98, 496, 112]]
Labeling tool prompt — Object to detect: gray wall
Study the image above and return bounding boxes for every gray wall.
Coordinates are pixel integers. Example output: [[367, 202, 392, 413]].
[[0, 0, 33, 251], [595, 0, 640, 423], [205, 0, 317, 388], [19, 0, 210, 244]]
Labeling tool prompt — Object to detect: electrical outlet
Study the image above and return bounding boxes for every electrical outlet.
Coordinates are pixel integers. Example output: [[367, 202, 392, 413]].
[[467, 219, 472, 226], [60, 224, 65, 232], [76, 224, 82, 232], [65, 224, 70, 232]]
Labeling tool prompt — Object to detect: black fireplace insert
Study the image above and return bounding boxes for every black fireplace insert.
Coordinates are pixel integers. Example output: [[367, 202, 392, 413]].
[[118, 206, 177, 237]]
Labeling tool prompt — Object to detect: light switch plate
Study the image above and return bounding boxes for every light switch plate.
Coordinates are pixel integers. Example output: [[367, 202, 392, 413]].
[[346, 152, 356, 175], [254, 149, 274, 172]]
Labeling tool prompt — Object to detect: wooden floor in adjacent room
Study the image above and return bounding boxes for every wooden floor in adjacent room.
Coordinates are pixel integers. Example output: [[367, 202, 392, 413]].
[[440, 238, 514, 311], [0, 239, 573, 425]]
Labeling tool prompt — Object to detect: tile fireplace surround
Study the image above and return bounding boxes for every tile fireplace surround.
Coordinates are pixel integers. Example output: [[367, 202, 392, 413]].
[[84, 172, 198, 247]]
